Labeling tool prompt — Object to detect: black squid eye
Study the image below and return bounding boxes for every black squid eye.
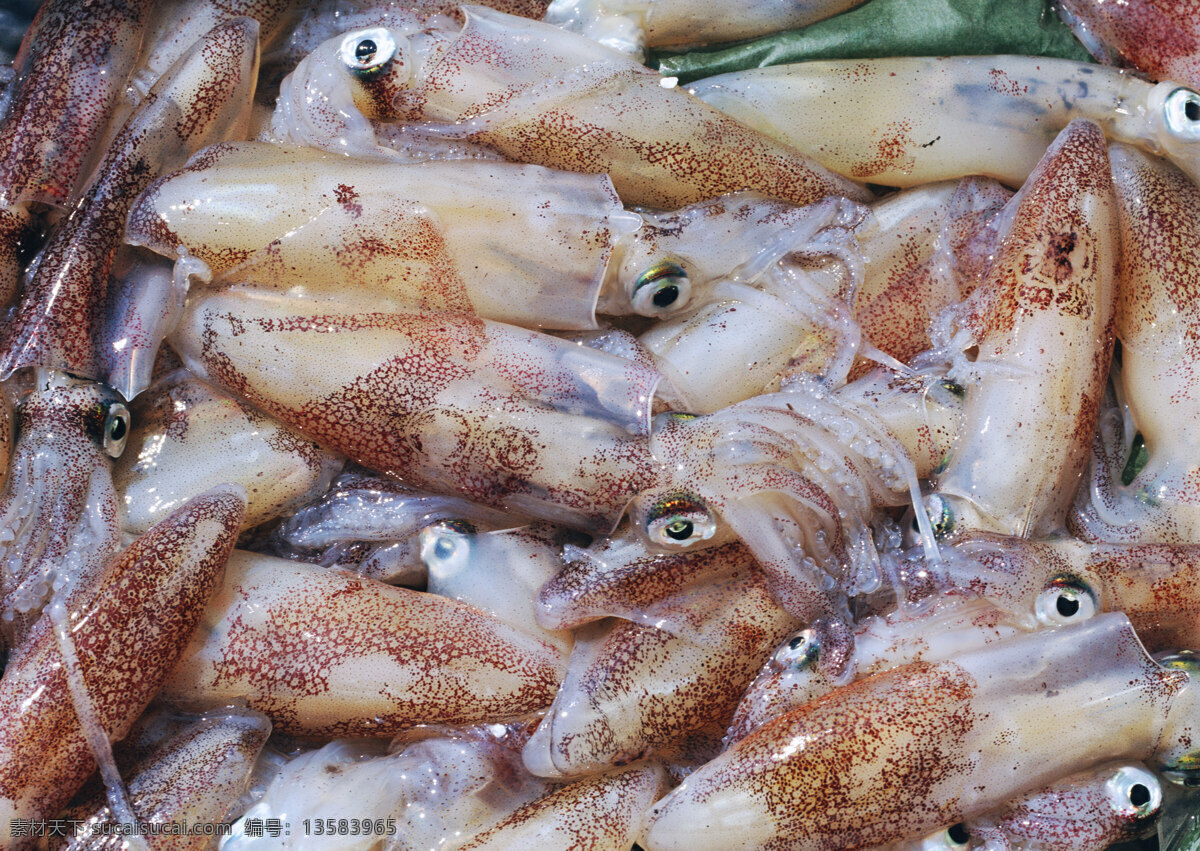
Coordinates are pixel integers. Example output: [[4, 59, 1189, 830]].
[[631, 260, 691, 316], [339, 27, 399, 75], [102, 402, 130, 459]]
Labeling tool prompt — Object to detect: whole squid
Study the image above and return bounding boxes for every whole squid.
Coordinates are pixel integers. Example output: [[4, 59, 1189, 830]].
[[688, 56, 1200, 189], [0, 17, 260, 382], [0, 486, 245, 845], [921, 119, 1118, 539], [0, 371, 128, 648], [269, 7, 869, 208], [642, 613, 1200, 850], [128, 141, 870, 330]]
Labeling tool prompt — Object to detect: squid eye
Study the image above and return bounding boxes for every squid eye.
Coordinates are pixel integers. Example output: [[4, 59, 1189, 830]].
[[644, 492, 717, 548], [1164, 87, 1200, 141], [912, 494, 954, 541], [340, 28, 397, 75], [651, 411, 698, 432], [419, 520, 475, 580], [102, 403, 130, 458], [772, 629, 820, 670], [632, 260, 691, 316], [1105, 765, 1161, 819], [938, 823, 970, 849], [1035, 575, 1098, 627]]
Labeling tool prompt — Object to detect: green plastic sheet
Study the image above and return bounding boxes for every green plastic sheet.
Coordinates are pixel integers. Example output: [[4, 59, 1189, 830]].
[[654, 0, 1094, 83]]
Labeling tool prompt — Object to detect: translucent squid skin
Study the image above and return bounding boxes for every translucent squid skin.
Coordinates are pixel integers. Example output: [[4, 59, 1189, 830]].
[[893, 761, 1162, 851], [171, 287, 664, 534], [0, 18, 261, 382], [114, 370, 343, 535], [522, 559, 800, 778], [688, 56, 1200, 189], [725, 597, 1025, 746], [161, 550, 568, 737], [1057, 0, 1200, 90], [0, 486, 246, 846], [0, 0, 153, 210], [929, 120, 1119, 538], [640, 614, 1200, 851], [0, 373, 128, 649], [543, 0, 867, 58], [56, 710, 272, 850], [270, 7, 871, 208], [455, 760, 667, 850], [1070, 144, 1200, 543]]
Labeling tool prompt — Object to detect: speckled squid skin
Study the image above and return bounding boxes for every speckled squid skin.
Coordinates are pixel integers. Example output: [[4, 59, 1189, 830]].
[[1057, 0, 1200, 89], [0, 17, 260, 381], [457, 761, 667, 850], [851, 177, 1011, 379], [927, 534, 1200, 653], [726, 596, 1024, 746], [115, 370, 342, 534], [171, 287, 663, 534], [0, 486, 246, 845], [0, 374, 125, 649], [127, 141, 638, 330], [933, 119, 1119, 537], [161, 550, 567, 736], [53, 709, 272, 850], [523, 563, 799, 779], [1071, 145, 1200, 543], [688, 57, 1200, 189], [0, 0, 153, 210], [641, 614, 1192, 851], [271, 7, 870, 208]]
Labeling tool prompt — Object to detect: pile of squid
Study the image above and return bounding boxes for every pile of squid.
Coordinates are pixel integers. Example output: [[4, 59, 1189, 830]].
[[3, 0, 1200, 848]]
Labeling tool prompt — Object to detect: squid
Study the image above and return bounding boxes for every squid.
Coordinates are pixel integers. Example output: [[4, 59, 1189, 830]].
[[1070, 144, 1200, 544], [114, 369, 342, 534], [58, 709, 272, 849], [161, 550, 567, 736], [0, 17, 260, 382], [0, 371, 128, 648], [544, 0, 867, 59], [891, 761, 1162, 851], [726, 596, 1025, 746], [269, 7, 869, 208], [919, 120, 1118, 539], [687, 56, 1200, 190], [1056, 0, 1200, 91], [0, 486, 245, 845], [171, 288, 918, 667], [522, 546, 799, 778], [128, 141, 869, 330], [641, 613, 1200, 850]]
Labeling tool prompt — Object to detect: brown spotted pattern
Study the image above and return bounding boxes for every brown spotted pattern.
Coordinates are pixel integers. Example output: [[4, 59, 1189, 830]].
[[0, 487, 245, 841], [527, 566, 798, 777], [0, 0, 152, 209], [936, 120, 1119, 537], [0, 18, 259, 380], [162, 552, 566, 736], [1058, 0, 1200, 88], [54, 710, 271, 850], [458, 761, 666, 849]]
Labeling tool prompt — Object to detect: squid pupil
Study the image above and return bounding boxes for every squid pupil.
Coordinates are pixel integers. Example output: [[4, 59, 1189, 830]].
[[652, 285, 678, 308], [665, 519, 694, 540], [1055, 594, 1079, 618], [947, 823, 970, 845], [1130, 783, 1151, 807], [1187, 99, 1200, 122], [788, 635, 806, 651], [108, 417, 126, 442], [355, 39, 378, 63]]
